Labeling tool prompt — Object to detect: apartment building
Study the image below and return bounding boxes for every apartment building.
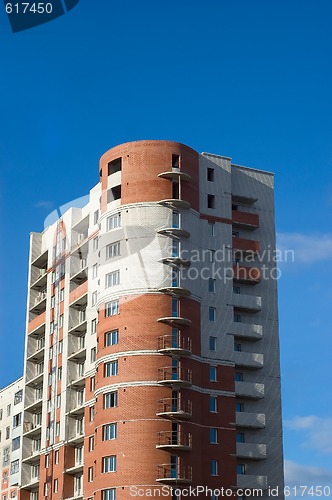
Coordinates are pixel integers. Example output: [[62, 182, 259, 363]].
[[0, 378, 24, 500], [19, 140, 284, 499]]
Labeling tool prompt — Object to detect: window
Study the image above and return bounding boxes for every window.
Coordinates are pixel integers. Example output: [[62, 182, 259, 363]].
[[105, 330, 119, 347], [210, 366, 217, 382], [93, 263, 98, 278], [89, 406, 95, 422], [208, 222, 215, 236], [102, 455, 116, 473], [104, 391, 118, 409], [234, 343, 242, 352], [50, 296, 55, 308], [209, 336, 217, 351], [108, 157, 122, 175], [31, 492, 38, 500], [210, 428, 218, 444], [103, 423, 117, 441], [104, 361, 118, 377], [210, 396, 217, 413], [172, 210, 180, 228], [12, 413, 21, 428], [10, 460, 19, 474], [236, 403, 244, 412], [92, 237, 98, 251], [7, 404, 11, 417], [55, 450, 59, 464], [235, 372, 244, 382], [45, 455, 49, 468], [54, 479, 58, 493], [210, 459, 218, 476], [107, 213, 121, 231], [90, 347, 96, 363], [56, 395, 61, 408], [102, 489, 116, 500], [6, 427, 10, 439], [57, 367, 62, 380], [237, 464, 245, 475], [44, 483, 49, 497], [208, 278, 216, 293], [14, 390, 23, 405], [50, 321, 54, 333], [106, 241, 120, 259], [105, 270, 120, 288], [207, 167, 215, 182], [208, 249, 215, 263], [105, 300, 119, 317], [55, 422, 60, 437], [12, 437, 20, 451], [236, 432, 245, 443], [233, 286, 241, 294], [172, 154, 180, 169], [94, 210, 99, 225], [234, 314, 242, 323], [59, 288, 64, 302], [209, 307, 216, 322], [90, 376, 95, 392], [91, 318, 97, 334], [172, 298, 179, 317], [74, 475, 82, 496], [89, 436, 94, 452], [88, 466, 94, 483], [59, 315, 64, 328], [92, 291, 97, 306], [207, 194, 215, 209], [0, 408, 2, 420]]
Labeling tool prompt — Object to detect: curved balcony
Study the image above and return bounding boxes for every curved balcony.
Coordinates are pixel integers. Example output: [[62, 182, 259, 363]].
[[158, 170, 191, 182], [157, 334, 192, 356], [157, 367, 192, 387], [158, 285, 191, 297], [157, 227, 190, 239], [156, 431, 192, 451], [156, 464, 192, 484], [158, 316, 191, 327], [157, 398, 192, 419], [158, 199, 191, 210], [160, 256, 191, 268]]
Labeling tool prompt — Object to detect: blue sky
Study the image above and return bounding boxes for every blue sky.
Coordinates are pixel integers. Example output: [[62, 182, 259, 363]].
[[1, 0, 332, 492]]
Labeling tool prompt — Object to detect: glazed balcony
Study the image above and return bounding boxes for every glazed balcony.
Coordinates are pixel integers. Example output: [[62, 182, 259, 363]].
[[157, 398, 192, 419], [157, 367, 192, 387], [235, 381, 264, 399], [156, 464, 192, 484], [232, 210, 259, 230], [233, 237, 260, 254], [157, 334, 192, 356], [237, 442, 267, 460], [156, 431, 192, 451], [228, 322, 263, 341], [237, 474, 267, 490], [233, 265, 260, 285], [236, 412, 266, 429]]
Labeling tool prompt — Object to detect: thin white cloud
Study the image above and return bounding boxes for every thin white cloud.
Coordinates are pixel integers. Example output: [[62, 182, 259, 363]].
[[34, 201, 53, 209], [277, 233, 332, 264], [285, 416, 332, 454], [285, 460, 332, 487]]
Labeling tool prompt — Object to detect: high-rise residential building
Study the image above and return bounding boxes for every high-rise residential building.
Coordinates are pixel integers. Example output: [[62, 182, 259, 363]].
[[19, 140, 284, 500], [0, 377, 24, 500]]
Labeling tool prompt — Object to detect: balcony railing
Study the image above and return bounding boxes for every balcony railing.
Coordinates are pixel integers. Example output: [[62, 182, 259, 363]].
[[233, 265, 260, 285], [157, 367, 192, 387], [156, 464, 192, 484], [157, 398, 192, 419], [157, 431, 192, 450], [232, 210, 259, 230], [157, 334, 192, 356]]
